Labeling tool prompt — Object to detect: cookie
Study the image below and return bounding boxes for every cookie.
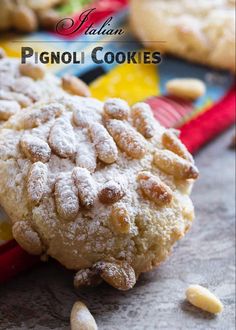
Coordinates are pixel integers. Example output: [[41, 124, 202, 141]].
[[0, 97, 199, 290], [0, 0, 65, 32], [0, 55, 90, 127], [130, 0, 236, 72]]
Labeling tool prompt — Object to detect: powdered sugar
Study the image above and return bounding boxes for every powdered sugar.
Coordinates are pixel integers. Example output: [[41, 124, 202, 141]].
[[0, 90, 32, 107], [49, 117, 76, 158], [20, 134, 51, 163], [74, 127, 97, 173], [6, 102, 64, 130], [27, 162, 48, 204], [72, 97, 103, 127], [73, 167, 97, 209], [0, 100, 20, 120], [55, 174, 79, 221], [11, 77, 41, 102], [104, 98, 129, 120], [90, 122, 118, 164]]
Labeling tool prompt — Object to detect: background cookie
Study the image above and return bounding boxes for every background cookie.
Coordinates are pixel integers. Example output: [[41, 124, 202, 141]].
[[0, 96, 198, 290], [0, 0, 66, 32], [130, 0, 236, 72], [0, 54, 90, 127]]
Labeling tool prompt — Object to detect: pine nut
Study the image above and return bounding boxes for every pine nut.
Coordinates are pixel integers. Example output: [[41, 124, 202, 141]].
[[70, 301, 97, 330], [186, 285, 223, 314], [166, 78, 206, 101]]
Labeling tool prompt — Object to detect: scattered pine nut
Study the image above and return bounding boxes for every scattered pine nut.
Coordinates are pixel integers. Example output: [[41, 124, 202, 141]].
[[186, 285, 223, 314], [166, 78, 206, 101], [70, 301, 98, 330]]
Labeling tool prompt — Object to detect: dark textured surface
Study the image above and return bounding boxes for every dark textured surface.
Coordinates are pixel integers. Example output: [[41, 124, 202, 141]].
[[0, 128, 235, 330]]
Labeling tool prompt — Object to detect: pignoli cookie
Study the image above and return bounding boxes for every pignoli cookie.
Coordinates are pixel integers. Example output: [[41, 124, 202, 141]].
[[0, 95, 199, 290]]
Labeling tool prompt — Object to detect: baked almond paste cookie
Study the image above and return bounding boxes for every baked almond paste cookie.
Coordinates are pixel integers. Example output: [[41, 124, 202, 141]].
[[0, 56, 60, 127], [0, 54, 90, 127], [0, 96, 199, 290], [130, 0, 236, 72]]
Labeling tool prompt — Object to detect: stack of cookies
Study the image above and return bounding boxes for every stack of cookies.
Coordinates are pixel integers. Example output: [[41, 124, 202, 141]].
[[0, 52, 199, 290]]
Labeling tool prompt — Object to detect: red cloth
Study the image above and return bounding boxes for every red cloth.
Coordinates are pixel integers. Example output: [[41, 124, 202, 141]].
[[0, 86, 235, 283], [0, 241, 38, 283], [147, 95, 194, 128], [180, 85, 236, 153]]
